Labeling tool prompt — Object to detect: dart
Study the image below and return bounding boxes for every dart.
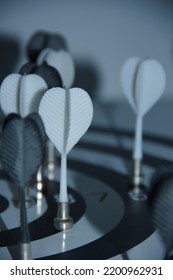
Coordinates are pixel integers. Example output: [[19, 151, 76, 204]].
[[121, 57, 166, 200], [0, 113, 46, 259], [0, 72, 48, 201], [39, 87, 93, 230]]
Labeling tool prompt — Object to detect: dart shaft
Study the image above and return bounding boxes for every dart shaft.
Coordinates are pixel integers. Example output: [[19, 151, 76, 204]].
[[47, 139, 57, 180], [47, 139, 56, 164], [20, 242, 32, 260], [20, 187, 30, 243], [59, 154, 68, 202], [133, 115, 143, 160]]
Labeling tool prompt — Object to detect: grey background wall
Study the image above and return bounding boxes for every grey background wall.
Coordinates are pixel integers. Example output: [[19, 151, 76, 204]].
[[0, 0, 173, 102]]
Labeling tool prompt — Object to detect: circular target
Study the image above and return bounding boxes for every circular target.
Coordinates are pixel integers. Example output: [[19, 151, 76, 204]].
[[0, 125, 170, 259]]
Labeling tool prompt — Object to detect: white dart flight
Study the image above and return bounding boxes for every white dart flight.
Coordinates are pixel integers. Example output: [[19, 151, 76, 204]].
[[0, 73, 47, 117], [39, 87, 93, 203]]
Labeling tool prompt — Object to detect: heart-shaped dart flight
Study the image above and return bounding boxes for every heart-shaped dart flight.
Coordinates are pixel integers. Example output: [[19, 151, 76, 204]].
[[39, 87, 93, 203], [19, 62, 63, 89], [0, 113, 46, 255], [37, 49, 75, 88], [121, 57, 166, 160], [0, 73, 47, 117]]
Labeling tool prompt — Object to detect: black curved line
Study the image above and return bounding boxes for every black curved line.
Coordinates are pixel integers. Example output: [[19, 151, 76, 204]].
[[76, 141, 172, 168], [89, 126, 173, 147]]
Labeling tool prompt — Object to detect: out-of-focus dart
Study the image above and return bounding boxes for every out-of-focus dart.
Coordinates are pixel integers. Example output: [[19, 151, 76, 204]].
[[39, 87, 93, 230], [121, 57, 166, 200], [0, 73, 47, 202], [0, 113, 46, 259], [26, 30, 75, 88]]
